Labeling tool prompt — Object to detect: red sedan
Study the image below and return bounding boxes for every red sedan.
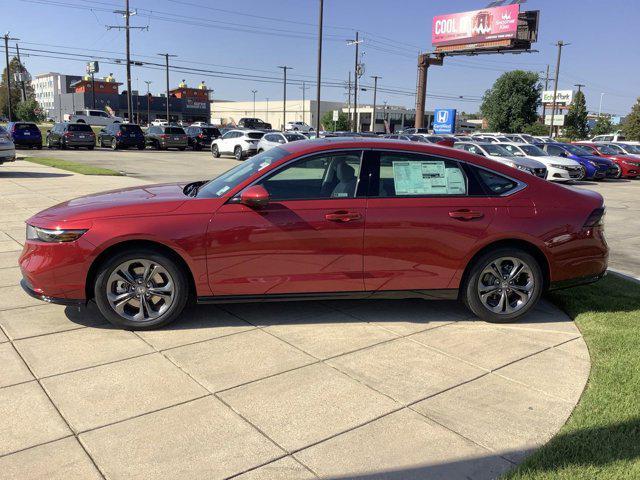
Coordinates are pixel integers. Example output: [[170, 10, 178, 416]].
[[574, 142, 640, 178], [19, 139, 608, 329]]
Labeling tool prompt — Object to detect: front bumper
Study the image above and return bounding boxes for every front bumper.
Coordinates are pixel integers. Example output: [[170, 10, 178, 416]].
[[0, 149, 16, 163], [20, 278, 84, 306]]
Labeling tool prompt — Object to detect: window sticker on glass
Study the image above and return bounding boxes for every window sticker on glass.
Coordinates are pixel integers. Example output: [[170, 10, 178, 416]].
[[216, 185, 231, 196], [392, 160, 444, 195], [258, 161, 271, 171]]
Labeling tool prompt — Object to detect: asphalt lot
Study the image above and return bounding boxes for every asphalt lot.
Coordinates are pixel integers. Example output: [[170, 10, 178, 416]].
[[19, 147, 640, 278]]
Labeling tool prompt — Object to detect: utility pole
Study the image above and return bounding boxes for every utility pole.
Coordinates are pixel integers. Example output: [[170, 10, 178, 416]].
[[266, 97, 269, 123], [415, 53, 443, 129], [278, 65, 292, 131], [347, 71, 352, 129], [541, 64, 550, 121], [549, 41, 568, 138], [574, 83, 585, 94], [144, 80, 151, 125], [370, 75, 380, 132], [315, 0, 324, 133], [14, 43, 27, 102], [598, 93, 605, 117], [251, 89, 257, 117], [158, 53, 176, 122], [3, 33, 19, 121], [347, 32, 363, 132], [300, 81, 309, 124]]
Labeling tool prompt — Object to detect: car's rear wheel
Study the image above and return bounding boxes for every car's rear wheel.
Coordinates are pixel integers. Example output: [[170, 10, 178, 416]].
[[462, 248, 542, 323], [234, 146, 243, 160], [111, 139, 118, 150], [47, 137, 54, 149], [94, 249, 189, 330], [211, 144, 220, 158], [178, 147, 186, 151]]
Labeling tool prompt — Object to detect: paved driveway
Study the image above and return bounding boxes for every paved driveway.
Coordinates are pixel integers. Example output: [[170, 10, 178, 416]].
[[0, 161, 593, 479]]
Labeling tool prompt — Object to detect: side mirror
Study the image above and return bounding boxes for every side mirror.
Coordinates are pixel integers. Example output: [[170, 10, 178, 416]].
[[46, 130, 51, 133], [240, 185, 270, 208], [560, 151, 568, 157]]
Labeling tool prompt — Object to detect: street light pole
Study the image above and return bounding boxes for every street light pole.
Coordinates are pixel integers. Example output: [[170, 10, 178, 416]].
[[300, 81, 309, 123], [347, 32, 363, 132], [158, 53, 176, 122], [549, 41, 569, 138], [370, 75, 380, 132], [3, 33, 19, 121], [315, 0, 324, 133], [144, 80, 152, 125], [251, 90, 257, 117], [598, 93, 605, 117], [278, 66, 292, 131]]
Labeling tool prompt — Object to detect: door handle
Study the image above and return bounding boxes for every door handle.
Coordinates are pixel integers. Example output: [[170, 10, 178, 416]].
[[448, 209, 484, 220], [325, 210, 362, 222]]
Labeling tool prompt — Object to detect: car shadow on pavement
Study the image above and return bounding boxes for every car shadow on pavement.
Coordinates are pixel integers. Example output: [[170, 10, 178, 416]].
[[0, 171, 72, 178], [317, 417, 640, 479]]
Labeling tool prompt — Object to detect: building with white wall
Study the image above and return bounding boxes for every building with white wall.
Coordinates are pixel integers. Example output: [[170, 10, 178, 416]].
[[31, 72, 81, 119]]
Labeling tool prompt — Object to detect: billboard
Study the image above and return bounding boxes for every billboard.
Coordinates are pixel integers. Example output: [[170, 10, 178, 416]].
[[542, 90, 574, 105], [433, 109, 456, 134], [432, 5, 520, 48]]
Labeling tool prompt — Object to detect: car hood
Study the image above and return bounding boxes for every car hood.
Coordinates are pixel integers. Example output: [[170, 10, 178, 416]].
[[531, 155, 580, 167], [487, 155, 545, 169], [28, 183, 188, 227], [573, 154, 613, 165]]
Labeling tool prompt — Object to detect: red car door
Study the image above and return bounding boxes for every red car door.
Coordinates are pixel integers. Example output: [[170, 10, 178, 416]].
[[363, 150, 496, 292], [206, 150, 366, 296]]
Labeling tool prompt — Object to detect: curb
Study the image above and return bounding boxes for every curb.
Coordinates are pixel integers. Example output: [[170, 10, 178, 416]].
[[607, 268, 640, 285]]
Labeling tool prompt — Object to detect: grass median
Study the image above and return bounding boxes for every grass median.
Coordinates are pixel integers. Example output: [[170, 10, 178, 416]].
[[23, 157, 122, 176], [504, 273, 640, 479]]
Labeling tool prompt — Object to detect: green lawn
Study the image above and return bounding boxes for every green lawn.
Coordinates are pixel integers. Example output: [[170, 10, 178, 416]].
[[24, 157, 121, 176], [504, 273, 640, 479]]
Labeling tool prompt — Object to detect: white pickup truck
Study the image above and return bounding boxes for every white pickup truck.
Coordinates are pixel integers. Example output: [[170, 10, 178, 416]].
[[65, 109, 123, 126]]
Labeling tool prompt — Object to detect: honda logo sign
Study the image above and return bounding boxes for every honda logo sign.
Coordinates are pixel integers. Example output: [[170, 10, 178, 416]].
[[433, 108, 456, 134]]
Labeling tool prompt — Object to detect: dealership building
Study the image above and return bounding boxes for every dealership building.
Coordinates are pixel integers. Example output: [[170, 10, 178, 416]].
[[36, 73, 212, 124]]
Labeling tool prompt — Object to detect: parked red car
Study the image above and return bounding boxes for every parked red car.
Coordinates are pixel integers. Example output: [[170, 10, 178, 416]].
[[573, 142, 640, 178], [20, 139, 608, 329]]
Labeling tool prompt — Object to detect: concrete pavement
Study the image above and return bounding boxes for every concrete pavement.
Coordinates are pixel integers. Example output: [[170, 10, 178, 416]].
[[0, 160, 594, 479]]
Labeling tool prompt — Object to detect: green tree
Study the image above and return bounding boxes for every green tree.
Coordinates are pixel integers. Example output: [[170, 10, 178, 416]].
[[0, 57, 36, 120], [564, 90, 589, 139], [321, 110, 349, 131], [480, 70, 541, 133], [15, 99, 45, 122], [591, 116, 615, 136], [622, 97, 640, 141], [522, 122, 549, 136]]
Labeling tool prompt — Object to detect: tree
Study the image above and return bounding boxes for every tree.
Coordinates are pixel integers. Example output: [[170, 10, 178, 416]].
[[0, 56, 36, 120], [564, 90, 589, 139], [15, 99, 45, 122], [622, 97, 640, 141], [522, 122, 549, 136], [591, 116, 615, 136], [480, 70, 541, 133], [321, 110, 349, 131]]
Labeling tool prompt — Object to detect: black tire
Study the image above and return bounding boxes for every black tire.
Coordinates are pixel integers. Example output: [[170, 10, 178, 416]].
[[88, 145, 94, 151], [60, 139, 67, 150], [47, 137, 54, 149], [93, 248, 189, 330], [111, 139, 118, 151], [257, 149, 264, 154], [137, 144, 145, 150], [234, 146, 243, 160], [36, 145, 43, 150], [462, 247, 542, 323], [99, 138, 105, 148], [193, 143, 201, 151], [613, 164, 622, 179], [178, 147, 186, 151], [211, 144, 220, 158]]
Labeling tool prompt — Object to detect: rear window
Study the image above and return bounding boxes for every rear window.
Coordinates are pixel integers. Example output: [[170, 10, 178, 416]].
[[68, 124, 93, 132], [202, 127, 220, 136], [120, 124, 143, 134], [15, 123, 39, 131], [247, 132, 265, 139], [165, 127, 185, 134]]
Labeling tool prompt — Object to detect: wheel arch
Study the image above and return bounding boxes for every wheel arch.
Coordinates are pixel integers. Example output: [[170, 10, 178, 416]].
[[457, 238, 550, 298], [85, 239, 197, 302]]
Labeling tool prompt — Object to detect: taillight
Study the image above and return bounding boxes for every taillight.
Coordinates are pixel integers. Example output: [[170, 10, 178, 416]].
[[64, 132, 72, 137], [160, 134, 169, 139], [197, 133, 204, 138], [584, 208, 605, 228], [116, 131, 122, 137]]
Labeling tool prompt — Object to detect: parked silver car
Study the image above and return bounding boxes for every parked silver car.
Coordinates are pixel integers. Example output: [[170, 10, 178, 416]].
[[0, 128, 16, 165], [256, 132, 307, 153], [454, 142, 548, 178]]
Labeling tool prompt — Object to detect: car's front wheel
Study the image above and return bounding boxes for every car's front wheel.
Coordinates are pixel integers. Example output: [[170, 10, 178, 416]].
[[211, 144, 220, 158], [462, 247, 542, 323], [234, 146, 243, 160], [94, 249, 189, 330]]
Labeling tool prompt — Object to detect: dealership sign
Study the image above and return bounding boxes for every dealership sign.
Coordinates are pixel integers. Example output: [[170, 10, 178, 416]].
[[433, 108, 456, 134], [542, 90, 573, 105], [544, 114, 566, 126], [432, 5, 520, 47]]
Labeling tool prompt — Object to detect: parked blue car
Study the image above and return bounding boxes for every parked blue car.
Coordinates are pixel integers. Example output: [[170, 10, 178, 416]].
[[6, 122, 42, 149], [540, 142, 616, 180]]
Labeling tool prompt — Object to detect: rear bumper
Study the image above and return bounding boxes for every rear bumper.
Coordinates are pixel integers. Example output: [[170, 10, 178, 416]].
[[65, 139, 95, 147], [13, 137, 42, 147], [548, 270, 607, 291]]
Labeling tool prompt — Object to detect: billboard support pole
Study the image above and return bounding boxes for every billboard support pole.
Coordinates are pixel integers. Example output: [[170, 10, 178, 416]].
[[415, 53, 443, 130], [549, 41, 567, 138]]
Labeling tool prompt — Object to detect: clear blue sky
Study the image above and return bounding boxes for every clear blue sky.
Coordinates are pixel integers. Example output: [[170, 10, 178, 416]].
[[3, 0, 638, 115]]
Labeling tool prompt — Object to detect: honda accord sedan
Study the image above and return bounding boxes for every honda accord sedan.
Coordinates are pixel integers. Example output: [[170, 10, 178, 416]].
[[19, 139, 608, 330]]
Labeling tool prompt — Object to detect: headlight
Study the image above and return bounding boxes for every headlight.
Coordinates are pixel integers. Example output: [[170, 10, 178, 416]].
[[26, 224, 87, 243], [513, 164, 534, 173], [587, 160, 597, 166]]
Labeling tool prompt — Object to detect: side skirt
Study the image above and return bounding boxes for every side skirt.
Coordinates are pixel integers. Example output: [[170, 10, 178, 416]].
[[197, 289, 459, 305]]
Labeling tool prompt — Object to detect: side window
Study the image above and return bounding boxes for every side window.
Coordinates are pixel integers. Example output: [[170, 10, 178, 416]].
[[376, 153, 467, 197], [547, 145, 563, 156], [259, 152, 362, 200], [474, 167, 518, 195], [264, 134, 276, 142]]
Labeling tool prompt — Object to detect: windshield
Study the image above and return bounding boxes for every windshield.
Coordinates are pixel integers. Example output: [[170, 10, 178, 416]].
[[620, 143, 640, 154], [202, 127, 220, 136], [165, 127, 185, 134], [68, 124, 93, 132], [564, 144, 592, 156], [121, 124, 143, 134], [483, 144, 513, 157], [15, 123, 39, 131], [197, 147, 290, 198], [595, 145, 619, 155], [520, 145, 547, 156], [247, 132, 265, 139]]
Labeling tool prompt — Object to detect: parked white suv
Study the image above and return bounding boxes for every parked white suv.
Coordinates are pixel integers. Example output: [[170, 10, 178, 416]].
[[285, 121, 314, 133], [257, 132, 307, 152], [211, 129, 265, 160], [66, 109, 123, 126]]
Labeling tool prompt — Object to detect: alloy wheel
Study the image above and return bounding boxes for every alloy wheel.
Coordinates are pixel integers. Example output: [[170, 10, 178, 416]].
[[106, 259, 175, 322], [477, 256, 535, 315]]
